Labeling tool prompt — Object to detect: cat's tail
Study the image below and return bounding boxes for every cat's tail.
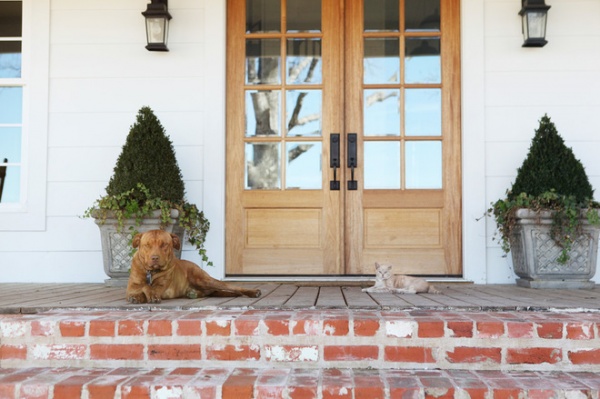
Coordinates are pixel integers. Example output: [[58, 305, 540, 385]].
[[428, 285, 441, 294]]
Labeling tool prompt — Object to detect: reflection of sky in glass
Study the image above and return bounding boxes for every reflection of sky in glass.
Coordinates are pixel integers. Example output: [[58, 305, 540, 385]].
[[0, 53, 21, 78], [405, 89, 441, 136], [0, 87, 22, 123], [0, 127, 21, 162], [364, 141, 400, 189], [363, 89, 400, 136], [286, 142, 322, 189], [287, 38, 322, 84], [405, 141, 442, 189], [286, 90, 322, 137], [405, 54, 440, 84], [1, 166, 20, 203]]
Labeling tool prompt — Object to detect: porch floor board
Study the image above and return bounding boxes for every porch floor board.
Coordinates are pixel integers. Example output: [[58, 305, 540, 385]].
[[1, 282, 600, 313]]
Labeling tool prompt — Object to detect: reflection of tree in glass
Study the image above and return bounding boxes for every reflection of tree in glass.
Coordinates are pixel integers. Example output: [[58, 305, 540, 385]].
[[247, 57, 320, 189]]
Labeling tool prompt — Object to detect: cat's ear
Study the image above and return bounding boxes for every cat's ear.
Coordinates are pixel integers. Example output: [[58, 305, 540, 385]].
[[375, 262, 380, 269]]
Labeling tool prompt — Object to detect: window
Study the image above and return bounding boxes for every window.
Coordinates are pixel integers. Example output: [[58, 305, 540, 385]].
[[0, 0, 22, 204]]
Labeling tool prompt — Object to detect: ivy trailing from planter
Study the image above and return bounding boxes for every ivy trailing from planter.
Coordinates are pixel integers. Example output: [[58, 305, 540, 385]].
[[84, 106, 212, 266], [489, 114, 600, 263]]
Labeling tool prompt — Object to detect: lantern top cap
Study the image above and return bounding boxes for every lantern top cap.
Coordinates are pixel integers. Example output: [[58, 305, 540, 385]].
[[142, 0, 172, 20], [519, 0, 551, 15]]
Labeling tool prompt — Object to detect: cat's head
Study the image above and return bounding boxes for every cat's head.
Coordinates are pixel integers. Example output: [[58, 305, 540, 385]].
[[374, 262, 392, 278]]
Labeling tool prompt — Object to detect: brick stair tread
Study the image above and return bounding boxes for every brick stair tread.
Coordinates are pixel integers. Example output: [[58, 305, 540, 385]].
[[0, 367, 599, 399]]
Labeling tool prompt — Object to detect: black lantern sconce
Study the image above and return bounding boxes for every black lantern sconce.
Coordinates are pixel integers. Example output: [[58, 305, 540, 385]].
[[142, 0, 172, 51], [519, 0, 550, 47]]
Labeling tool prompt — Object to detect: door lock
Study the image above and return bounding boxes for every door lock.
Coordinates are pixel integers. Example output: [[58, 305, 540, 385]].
[[347, 133, 358, 190]]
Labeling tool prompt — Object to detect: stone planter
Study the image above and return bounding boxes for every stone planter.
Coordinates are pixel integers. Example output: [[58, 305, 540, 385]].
[[510, 209, 600, 289], [92, 209, 184, 287]]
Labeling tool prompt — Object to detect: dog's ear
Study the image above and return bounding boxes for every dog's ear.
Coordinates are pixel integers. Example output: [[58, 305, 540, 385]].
[[170, 233, 181, 250], [132, 233, 143, 249]]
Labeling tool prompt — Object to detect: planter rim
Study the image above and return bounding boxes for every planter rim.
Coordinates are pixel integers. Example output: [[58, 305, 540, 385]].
[[514, 208, 599, 218], [90, 208, 180, 220]]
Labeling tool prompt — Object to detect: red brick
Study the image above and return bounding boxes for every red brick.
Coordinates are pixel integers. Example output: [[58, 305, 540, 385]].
[[54, 375, 97, 399], [354, 372, 385, 399], [148, 320, 172, 336], [31, 320, 54, 336], [206, 344, 261, 361], [265, 345, 319, 362], [60, 320, 86, 337], [89, 320, 115, 337], [494, 388, 523, 399], [446, 347, 501, 364], [536, 322, 563, 339], [476, 321, 504, 338], [176, 320, 201, 336], [324, 319, 350, 336], [88, 384, 118, 399], [121, 384, 151, 399], [418, 321, 445, 338], [385, 346, 434, 363], [506, 322, 534, 338], [354, 319, 379, 336], [222, 372, 257, 399], [118, 320, 144, 336], [506, 348, 561, 364], [20, 384, 50, 399], [0, 344, 27, 360], [568, 349, 600, 364], [566, 323, 595, 340], [90, 344, 144, 360], [234, 318, 260, 336], [324, 346, 378, 361], [447, 321, 473, 338], [292, 318, 321, 336], [32, 344, 86, 360], [148, 344, 201, 360], [206, 320, 231, 336], [264, 319, 290, 336]]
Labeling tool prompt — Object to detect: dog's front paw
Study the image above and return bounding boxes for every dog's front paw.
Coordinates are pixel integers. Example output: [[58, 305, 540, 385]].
[[127, 293, 147, 304], [148, 294, 162, 304], [250, 289, 261, 298]]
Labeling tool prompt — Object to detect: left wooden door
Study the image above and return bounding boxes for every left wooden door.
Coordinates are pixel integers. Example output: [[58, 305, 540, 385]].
[[226, 0, 344, 275]]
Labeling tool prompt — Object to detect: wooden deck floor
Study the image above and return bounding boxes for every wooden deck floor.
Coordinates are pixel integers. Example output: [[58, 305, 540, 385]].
[[1, 283, 600, 313]]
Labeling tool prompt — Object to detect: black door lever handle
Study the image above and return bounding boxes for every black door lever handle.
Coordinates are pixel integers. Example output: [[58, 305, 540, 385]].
[[347, 133, 358, 190], [330, 133, 340, 190]]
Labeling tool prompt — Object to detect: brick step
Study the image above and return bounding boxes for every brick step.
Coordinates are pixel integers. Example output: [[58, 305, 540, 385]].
[[1, 367, 599, 399], [1, 309, 599, 371]]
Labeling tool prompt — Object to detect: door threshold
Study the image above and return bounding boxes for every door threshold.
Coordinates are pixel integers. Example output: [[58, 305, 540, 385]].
[[224, 276, 473, 286]]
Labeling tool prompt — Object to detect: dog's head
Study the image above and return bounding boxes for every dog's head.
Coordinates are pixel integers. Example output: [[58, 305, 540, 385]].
[[132, 230, 181, 272]]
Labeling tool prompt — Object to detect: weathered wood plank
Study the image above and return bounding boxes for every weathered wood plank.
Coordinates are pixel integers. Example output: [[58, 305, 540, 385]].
[[251, 284, 300, 308], [315, 287, 346, 308], [283, 286, 319, 308], [341, 287, 380, 309]]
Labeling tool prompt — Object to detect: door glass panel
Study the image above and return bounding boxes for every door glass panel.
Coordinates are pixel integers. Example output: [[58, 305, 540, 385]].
[[405, 88, 441, 136], [405, 0, 440, 32], [286, 142, 322, 189], [363, 38, 399, 84], [364, 0, 399, 32], [405, 141, 442, 189], [364, 89, 400, 136], [246, 39, 281, 85], [405, 38, 440, 84], [287, 39, 322, 84], [286, 90, 322, 137], [246, 0, 280, 33], [245, 143, 281, 189], [287, 0, 321, 32], [245, 90, 281, 137], [364, 141, 400, 189], [0, 127, 21, 162]]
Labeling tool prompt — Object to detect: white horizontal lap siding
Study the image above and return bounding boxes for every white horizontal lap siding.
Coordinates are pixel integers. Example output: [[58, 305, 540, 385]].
[[480, 0, 600, 283], [1, 0, 222, 283]]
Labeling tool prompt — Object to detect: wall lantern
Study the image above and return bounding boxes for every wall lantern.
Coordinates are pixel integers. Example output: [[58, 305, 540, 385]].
[[519, 0, 550, 47], [142, 0, 172, 51]]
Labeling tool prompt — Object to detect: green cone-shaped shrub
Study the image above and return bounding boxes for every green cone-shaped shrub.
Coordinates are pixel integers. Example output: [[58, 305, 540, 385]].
[[509, 114, 594, 203], [106, 106, 185, 203]]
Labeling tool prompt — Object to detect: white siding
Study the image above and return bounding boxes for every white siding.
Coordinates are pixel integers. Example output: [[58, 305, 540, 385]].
[[0, 0, 599, 284]]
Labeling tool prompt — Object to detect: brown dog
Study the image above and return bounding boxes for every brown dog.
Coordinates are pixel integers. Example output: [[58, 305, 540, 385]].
[[126, 230, 261, 303]]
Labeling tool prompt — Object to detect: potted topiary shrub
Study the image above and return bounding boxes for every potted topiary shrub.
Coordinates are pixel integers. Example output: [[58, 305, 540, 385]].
[[490, 114, 600, 289], [85, 106, 211, 286]]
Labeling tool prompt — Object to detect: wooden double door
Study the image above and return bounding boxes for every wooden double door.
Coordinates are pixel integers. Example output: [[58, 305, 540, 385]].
[[226, 0, 461, 276]]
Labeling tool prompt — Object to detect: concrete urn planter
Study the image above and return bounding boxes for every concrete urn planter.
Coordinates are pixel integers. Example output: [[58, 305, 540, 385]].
[[510, 209, 600, 289], [92, 209, 184, 287]]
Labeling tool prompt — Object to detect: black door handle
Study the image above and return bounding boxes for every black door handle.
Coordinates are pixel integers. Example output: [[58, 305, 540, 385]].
[[330, 133, 340, 190], [347, 133, 357, 190]]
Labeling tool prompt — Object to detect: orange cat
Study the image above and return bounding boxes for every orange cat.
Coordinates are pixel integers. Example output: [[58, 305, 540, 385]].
[[362, 262, 441, 294]]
